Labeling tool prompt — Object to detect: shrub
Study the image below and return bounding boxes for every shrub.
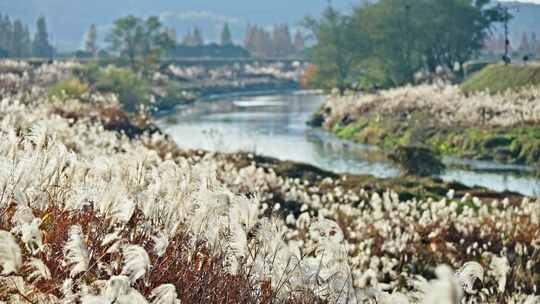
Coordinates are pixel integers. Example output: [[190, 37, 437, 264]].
[[73, 60, 102, 84], [389, 145, 446, 177], [48, 77, 89, 101], [94, 65, 150, 112], [154, 81, 194, 111]]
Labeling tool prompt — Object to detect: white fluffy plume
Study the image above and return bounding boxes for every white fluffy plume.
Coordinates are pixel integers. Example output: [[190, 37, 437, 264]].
[[152, 233, 169, 258], [121, 245, 151, 283], [82, 275, 150, 304], [151, 284, 180, 304], [420, 265, 463, 304], [0, 230, 22, 275], [455, 261, 484, 295], [27, 258, 52, 282], [63, 225, 90, 277], [105, 275, 149, 304], [81, 295, 111, 304]]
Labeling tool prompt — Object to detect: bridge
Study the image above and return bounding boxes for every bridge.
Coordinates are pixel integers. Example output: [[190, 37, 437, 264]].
[[23, 57, 309, 69]]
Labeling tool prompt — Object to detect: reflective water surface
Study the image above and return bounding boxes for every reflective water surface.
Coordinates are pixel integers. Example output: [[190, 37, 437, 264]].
[[159, 93, 540, 197]]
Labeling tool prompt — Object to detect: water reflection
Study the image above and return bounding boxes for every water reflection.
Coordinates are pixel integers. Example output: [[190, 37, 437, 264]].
[[440, 171, 540, 197], [159, 93, 540, 197]]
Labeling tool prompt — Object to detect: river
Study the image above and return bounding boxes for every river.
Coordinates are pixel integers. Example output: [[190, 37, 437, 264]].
[[159, 92, 540, 197]]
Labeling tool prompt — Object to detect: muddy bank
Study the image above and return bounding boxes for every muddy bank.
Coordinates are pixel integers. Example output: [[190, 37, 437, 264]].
[[154, 146, 525, 206], [223, 152, 523, 201]]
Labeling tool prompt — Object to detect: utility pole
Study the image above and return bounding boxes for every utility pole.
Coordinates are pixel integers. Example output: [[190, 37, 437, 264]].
[[497, 3, 519, 65]]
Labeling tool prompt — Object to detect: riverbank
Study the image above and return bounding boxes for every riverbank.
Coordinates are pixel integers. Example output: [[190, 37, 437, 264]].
[[0, 59, 305, 113], [311, 84, 540, 172]]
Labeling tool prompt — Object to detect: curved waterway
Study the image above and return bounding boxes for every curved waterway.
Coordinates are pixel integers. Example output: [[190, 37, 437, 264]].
[[159, 92, 540, 197]]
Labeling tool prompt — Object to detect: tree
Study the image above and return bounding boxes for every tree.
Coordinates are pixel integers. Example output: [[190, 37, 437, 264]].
[[272, 24, 294, 58], [192, 27, 204, 46], [182, 27, 204, 47], [22, 25, 32, 57], [244, 24, 256, 51], [166, 28, 177, 44], [0, 15, 13, 56], [418, 0, 505, 74], [107, 16, 175, 71], [85, 24, 98, 56], [253, 26, 273, 58], [352, 0, 504, 85], [353, 0, 424, 85], [11, 20, 25, 57], [221, 23, 233, 46], [0, 15, 31, 58], [304, 5, 366, 94], [33, 17, 53, 58], [293, 30, 305, 52]]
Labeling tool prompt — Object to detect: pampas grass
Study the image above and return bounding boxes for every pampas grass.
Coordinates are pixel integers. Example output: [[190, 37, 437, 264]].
[[0, 231, 22, 275], [1, 61, 540, 303], [63, 225, 90, 278]]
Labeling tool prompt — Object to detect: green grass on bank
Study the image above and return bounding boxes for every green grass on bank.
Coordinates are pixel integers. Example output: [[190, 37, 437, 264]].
[[332, 115, 540, 167], [461, 63, 540, 95]]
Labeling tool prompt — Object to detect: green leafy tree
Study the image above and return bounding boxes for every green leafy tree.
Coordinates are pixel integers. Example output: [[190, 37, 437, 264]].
[[33, 17, 53, 58], [220, 23, 233, 46], [94, 65, 150, 112], [304, 5, 367, 94], [354, 0, 504, 85], [418, 0, 504, 75], [85, 24, 98, 56], [107, 16, 174, 71]]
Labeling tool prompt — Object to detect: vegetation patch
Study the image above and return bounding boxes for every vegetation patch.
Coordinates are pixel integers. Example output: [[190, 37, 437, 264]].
[[48, 77, 89, 101], [389, 145, 445, 177], [94, 65, 151, 112], [461, 64, 540, 94]]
